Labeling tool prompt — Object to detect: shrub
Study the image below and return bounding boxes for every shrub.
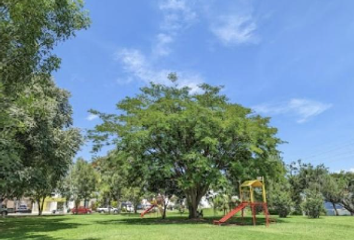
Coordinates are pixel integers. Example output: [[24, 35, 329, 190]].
[[301, 189, 325, 218], [269, 185, 294, 218], [272, 192, 293, 217]]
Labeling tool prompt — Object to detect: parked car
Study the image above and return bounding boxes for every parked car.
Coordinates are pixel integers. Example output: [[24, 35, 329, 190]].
[[16, 204, 32, 213], [121, 202, 134, 213], [71, 207, 92, 214], [1, 205, 8, 216], [97, 206, 120, 214]]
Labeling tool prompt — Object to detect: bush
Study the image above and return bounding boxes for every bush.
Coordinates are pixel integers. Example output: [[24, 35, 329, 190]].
[[269, 185, 294, 218], [272, 192, 293, 217], [301, 189, 325, 218]]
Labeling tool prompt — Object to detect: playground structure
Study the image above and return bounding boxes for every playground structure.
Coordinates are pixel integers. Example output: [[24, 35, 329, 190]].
[[140, 195, 164, 218], [213, 179, 270, 226]]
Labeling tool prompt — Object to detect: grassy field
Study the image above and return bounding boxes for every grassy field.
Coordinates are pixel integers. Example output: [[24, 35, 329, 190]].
[[0, 211, 353, 240]]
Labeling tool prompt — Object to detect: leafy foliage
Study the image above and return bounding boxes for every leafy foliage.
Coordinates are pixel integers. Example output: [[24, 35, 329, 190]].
[[321, 174, 345, 216], [19, 77, 82, 214], [62, 158, 98, 212], [301, 188, 325, 218], [94, 151, 130, 212], [333, 171, 354, 214], [288, 161, 328, 213], [0, 0, 89, 201], [89, 76, 282, 218], [269, 184, 294, 218], [0, 0, 90, 89]]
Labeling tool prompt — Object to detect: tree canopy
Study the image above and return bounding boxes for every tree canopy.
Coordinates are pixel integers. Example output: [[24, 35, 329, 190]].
[[0, 0, 90, 89], [89, 76, 283, 218], [0, 0, 89, 202]]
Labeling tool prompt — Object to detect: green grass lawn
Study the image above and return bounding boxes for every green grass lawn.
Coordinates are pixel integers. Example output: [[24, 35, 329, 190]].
[[1, 211, 353, 240]]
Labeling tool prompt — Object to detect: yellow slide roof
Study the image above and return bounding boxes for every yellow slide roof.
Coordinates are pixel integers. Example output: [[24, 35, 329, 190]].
[[240, 180, 263, 187]]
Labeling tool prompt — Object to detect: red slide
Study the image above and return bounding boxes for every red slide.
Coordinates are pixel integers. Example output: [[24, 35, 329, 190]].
[[213, 202, 248, 225], [140, 205, 156, 217]]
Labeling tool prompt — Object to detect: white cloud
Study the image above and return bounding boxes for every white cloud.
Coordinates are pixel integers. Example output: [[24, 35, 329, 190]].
[[86, 113, 98, 121], [211, 15, 258, 46], [154, 0, 197, 56], [159, 0, 197, 31], [116, 48, 203, 93], [349, 168, 354, 173], [114, 1, 203, 92], [154, 33, 174, 56], [288, 99, 333, 123], [154, 0, 261, 52], [253, 98, 332, 123]]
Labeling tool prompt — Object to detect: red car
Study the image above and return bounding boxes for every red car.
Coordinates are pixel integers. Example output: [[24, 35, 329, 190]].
[[71, 207, 92, 214]]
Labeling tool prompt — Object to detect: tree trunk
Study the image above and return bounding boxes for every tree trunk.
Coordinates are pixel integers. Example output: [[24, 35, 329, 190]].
[[134, 202, 138, 214], [186, 187, 207, 219], [116, 195, 121, 213], [75, 199, 80, 215], [40, 197, 45, 215], [341, 200, 354, 215], [108, 198, 111, 214], [188, 203, 198, 219], [162, 197, 169, 219], [37, 198, 42, 216], [332, 202, 339, 216]]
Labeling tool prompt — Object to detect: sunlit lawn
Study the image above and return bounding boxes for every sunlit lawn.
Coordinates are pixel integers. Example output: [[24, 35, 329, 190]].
[[1, 210, 353, 240]]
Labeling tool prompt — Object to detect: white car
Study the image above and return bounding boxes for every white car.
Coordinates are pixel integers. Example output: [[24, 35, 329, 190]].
[[97, 206, 120, 214]]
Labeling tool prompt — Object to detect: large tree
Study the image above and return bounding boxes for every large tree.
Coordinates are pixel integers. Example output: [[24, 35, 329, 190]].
[[15, 76, 82, 215], [0, 0, 90, 201], [90, 75, 282, 218]]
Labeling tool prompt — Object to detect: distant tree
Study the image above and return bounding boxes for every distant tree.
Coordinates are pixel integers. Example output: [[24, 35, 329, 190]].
[[122, 187, 145, 214], [89, 75, 282, 218], [321, 174, 344, 216], [211, 194, 235, 215], [288, 161, 328, 213], [95, 152, 130, 213], [335, 171, 354, 215], [146, 175, 183, 219], [63, 158, 98, 213]]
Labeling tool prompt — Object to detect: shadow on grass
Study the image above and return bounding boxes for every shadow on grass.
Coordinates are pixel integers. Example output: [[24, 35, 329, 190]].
[[94, 215, 284, 227], [0, 217, 83, 240]]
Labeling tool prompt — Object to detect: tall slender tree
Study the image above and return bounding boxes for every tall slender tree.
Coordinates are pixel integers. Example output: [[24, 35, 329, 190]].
[[20, 76, 82, 215]]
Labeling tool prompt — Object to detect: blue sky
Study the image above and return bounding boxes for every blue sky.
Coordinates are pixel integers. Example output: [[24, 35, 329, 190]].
[[53, 0, 354, 172]]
